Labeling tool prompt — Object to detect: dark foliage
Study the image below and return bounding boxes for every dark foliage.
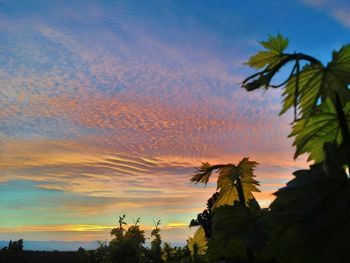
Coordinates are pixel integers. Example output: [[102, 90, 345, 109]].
[[188, 35, 350, 263], [190, 192, 219, 238]]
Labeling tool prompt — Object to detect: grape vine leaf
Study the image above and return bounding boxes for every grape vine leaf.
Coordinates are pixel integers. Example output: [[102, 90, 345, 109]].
[[246, 34, 288, 70], [271, 142, 350, 225], [243, 35, 350, 119], [190, 162, 212, 184], [289, 99, 350, 162], [191, 158, 260, 208], [212, 199, 272, 252], [269, 161, 350, 263], [280, 45, 350, 117], [215, 158, 260, 208], [187, 226, 208, 256]]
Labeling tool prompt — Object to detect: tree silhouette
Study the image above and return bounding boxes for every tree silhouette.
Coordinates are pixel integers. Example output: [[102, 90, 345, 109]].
[[108, 215, 146, 263], [150, 220, 162, 263], [7, 239, 23, 252]]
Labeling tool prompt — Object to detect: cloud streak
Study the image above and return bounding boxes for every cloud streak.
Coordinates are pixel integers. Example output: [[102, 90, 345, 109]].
[[302, 0, 350, 28]]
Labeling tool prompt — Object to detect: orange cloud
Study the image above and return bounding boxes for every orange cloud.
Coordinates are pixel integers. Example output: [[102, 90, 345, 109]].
[[0, 19, 310, 243]]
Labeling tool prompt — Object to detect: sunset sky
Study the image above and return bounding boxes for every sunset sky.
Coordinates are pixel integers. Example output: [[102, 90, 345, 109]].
[[1, 0, 350, 243]]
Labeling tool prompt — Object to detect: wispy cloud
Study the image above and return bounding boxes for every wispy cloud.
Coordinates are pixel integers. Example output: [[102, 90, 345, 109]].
[[302, 0, 350, 27]]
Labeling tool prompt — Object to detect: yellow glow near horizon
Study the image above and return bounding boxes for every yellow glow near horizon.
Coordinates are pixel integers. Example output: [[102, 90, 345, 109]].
[[166, 222, 188, 228], [0, 222, 192, 234], [0, 225, 113, 233]]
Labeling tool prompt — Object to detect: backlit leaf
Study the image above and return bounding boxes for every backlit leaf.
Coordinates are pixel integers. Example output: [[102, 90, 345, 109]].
[[190, 162, 213, 184], [280, 45, 350, 117], [187, 226, 208, 256], [260, 34, 289, 53], [289, 99, 350, 162], [214, 158, 260, 208], [246, 34, 288, 69], [191, 158, 260, 208]]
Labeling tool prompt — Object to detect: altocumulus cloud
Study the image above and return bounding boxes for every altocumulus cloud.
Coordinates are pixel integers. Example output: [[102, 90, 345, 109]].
[[0, 0, 313, 241]]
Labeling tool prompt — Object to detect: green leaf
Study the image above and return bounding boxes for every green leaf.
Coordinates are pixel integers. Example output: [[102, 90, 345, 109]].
[[329, 44, 350, 83], [212, 200, 271, 252], [280, 63, 322, 115], [280, 45, 350, 117], [260, 34, 289, 53], [246, 51, 284, 70], [269, 164, 350, 263], [289, 99, 350, 162], [246, 34, 288, 69], [190, 158, 260, 208], [214, 158, 260, 208]]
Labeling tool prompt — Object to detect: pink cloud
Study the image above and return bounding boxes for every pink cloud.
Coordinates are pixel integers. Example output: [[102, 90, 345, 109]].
[[0, 19, 308, 242]]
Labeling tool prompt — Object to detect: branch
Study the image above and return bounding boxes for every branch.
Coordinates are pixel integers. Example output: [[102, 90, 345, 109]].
[[235, 178, 246, 206], [242, 52, 322, 89]]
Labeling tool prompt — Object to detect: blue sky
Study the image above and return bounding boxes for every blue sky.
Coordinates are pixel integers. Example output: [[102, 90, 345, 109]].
[[0, 0, 349, 242]]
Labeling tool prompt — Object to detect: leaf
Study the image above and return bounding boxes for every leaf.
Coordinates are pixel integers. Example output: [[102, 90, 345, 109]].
[[247, 51, 284, 70], [187, 226, 208, 256], [212, 200, 272, 252], [280, 63, 322, 116], [271, 159, 350, 224], [237, 158, 259, 178], [329, 44, 350, 83], [214, 165, 241, 207], [280, 45, 350, 117], [289, 99, 350, 162], [269, 163, 350, 263], [189, 192, 219, 238], [190, 162, 213, 184], [246, 34, 288, 69], [214, 158, 260, 208], [260, 34, 289, 53], [191, 158, 260, 208]]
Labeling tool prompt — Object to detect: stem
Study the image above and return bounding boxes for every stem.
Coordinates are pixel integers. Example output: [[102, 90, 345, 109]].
[[235, 178, 246, 206], [335, 93, 350, 145], [294, 60, 300, 122], [236, 177, 256, 261], [270, 60, 298, 88], [242, 52, 322, 89], [335, 93, 350, 169]]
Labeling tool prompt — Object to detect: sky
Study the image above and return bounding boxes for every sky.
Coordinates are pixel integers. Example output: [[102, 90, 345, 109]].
[[1, 0, 350, 244]]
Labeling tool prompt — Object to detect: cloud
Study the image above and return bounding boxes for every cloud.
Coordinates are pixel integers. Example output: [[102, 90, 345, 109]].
[[302, 0, 350, 28], [1, 22, 290, 160], [0, 223, 195, 242], [0, 1, 310, 242]]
